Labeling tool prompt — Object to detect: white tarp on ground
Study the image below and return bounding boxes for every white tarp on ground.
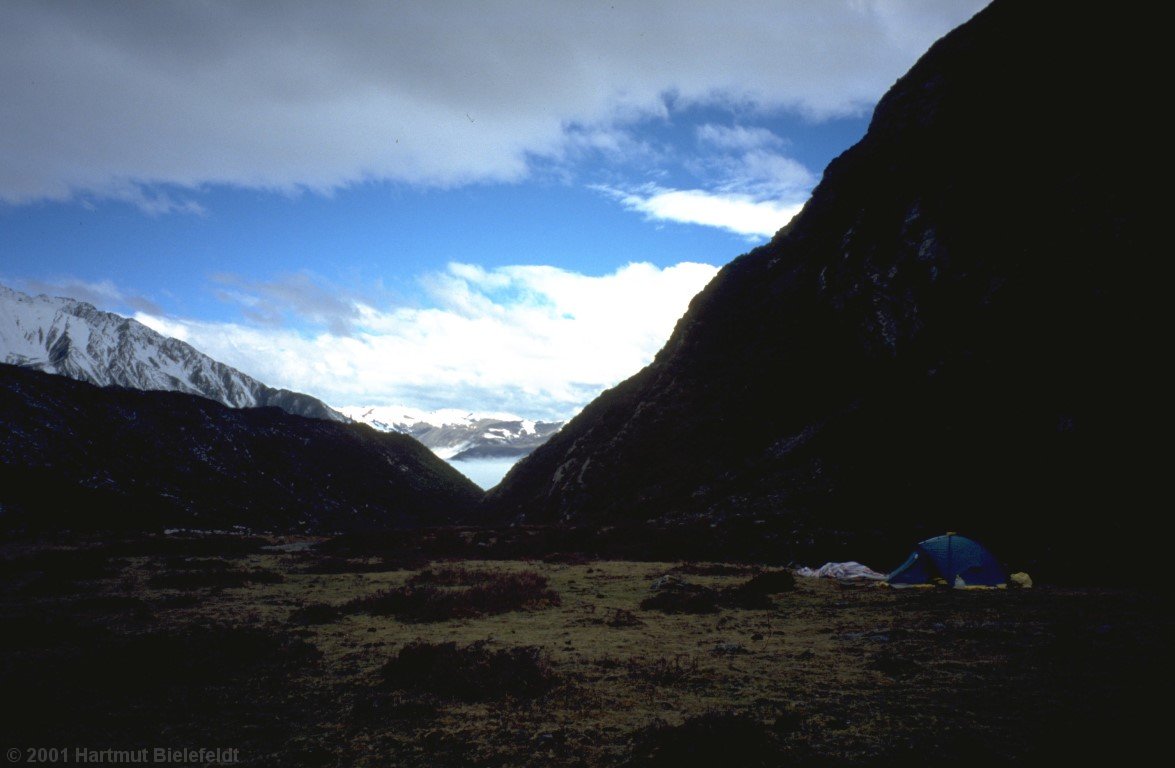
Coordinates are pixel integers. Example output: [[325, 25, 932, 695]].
[[795, 561, 887, 581]]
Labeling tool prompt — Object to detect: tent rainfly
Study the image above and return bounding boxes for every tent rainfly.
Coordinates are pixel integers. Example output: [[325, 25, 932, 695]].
[[886, 533, 1006, 588]]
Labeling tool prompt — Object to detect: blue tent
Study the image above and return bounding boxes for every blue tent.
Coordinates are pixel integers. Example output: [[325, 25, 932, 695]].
[[887, 533, 1006, 588]]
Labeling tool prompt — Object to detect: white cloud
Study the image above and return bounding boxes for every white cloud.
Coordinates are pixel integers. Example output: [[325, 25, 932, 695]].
[[134, 261, 720, 420], [0, 1, 987, 208], [210, 272, 362, 336], [599, 185, 805, 239], [597, 122, 819, 238], [696, 125, 785, 152], [9, 276, 165, 316]]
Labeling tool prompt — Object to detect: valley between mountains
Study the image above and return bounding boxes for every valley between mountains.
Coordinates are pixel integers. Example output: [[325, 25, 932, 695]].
[[0, 2, 1165, 765]]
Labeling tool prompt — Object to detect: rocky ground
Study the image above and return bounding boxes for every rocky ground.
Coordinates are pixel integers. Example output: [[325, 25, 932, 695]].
[[1, 532, 1167, 767]]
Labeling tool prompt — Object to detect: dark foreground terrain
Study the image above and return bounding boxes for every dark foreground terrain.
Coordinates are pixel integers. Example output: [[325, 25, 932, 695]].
[[1, 532, 1167, 767]]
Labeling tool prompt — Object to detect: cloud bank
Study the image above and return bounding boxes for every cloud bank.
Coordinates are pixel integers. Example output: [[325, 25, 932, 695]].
[[1, 1, 986, 207], [134, 261, 720, 420]]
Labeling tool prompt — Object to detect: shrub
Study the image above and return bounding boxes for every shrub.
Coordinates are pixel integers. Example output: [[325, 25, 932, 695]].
[[406, 566, 493, 586], [350, 693, 439, 726], [7, 625, 320, 692], [626, 712, 782, 768], [148, 568, 283, 590], [542, 551, 593, 565], [288, 602, 343, 625], [640, 587, 720, 614], [160, 556, 231, 571], [670, 562, 757, 576], [641, 570, 793, 614], [735, 570, 796, 595], [627, 656, 700, 686], [343, 586, 428, 617], [717, 570, 795, 609], [298, 553, 428, 574], [101, 535, 267, 559], [717, 586, 773, 610], [4, 548, 120, 594], [380, 641, 556, 701], [607, 608, 644, 628], [345, 570, 559, 622]]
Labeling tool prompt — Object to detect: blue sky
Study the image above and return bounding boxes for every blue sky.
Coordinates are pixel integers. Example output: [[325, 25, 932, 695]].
[[0, 1, 987, 420]]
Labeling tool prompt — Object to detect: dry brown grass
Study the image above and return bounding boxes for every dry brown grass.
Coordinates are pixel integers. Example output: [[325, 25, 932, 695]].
[[1, 534, 1168, 767]]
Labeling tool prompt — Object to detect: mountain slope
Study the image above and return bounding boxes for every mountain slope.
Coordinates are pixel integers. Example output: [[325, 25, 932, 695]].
[[0, 284, 342, 422], [486, 1, 1155, 573], [0, 364, 482, 532], [340, 405, 563, 461]]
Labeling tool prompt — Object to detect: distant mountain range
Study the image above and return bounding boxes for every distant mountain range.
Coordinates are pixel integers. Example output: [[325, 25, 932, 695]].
[[0, 284, 342, 422], [4, 1, 1155, 572], [486, 0, 1155, 576], [0, 363, 482, 532], [340, 405, 563, 461], [0, 284, 563, 469]]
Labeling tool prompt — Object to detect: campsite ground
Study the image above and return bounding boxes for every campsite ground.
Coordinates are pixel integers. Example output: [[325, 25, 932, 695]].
[[1, 532, 1168, 767]]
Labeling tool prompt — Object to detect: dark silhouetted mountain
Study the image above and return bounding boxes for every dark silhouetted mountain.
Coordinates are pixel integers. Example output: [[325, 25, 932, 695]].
[[486, 1, 1156, 575], [0, 284, 344, 422], [0, 364, 482, 532]]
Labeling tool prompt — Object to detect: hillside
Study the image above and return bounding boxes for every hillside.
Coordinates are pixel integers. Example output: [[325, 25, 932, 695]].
[[486, 1, 1155, 575], [0, 364, 482, 532]]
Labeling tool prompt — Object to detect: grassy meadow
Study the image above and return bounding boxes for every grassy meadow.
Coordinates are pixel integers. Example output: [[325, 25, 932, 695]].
[[1, 533, 1166, 766]]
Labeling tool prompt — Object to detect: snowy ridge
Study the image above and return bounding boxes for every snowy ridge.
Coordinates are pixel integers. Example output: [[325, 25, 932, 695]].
[[0, 283, 343, 422], [340, 404, 562, 460]]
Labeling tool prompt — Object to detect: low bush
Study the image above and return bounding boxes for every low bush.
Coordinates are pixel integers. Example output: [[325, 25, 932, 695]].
[[606, 608, 644, 627], [670, 562, 757, 577], [639, 586, 720, 614], [642, 571, 794, 614], [288, 602, 343, 625], [298, 553, 429, 574], [3, 548, 120, 594], [148, 568, 283, 590], [542, 551, 594, 565], [380, 641, 556, 701], [626, 711, 782, 768], [350, 693, 439, 726], [405, 566, 493, 586], [345, 570, 559, 622], [101, 535, 267, 559], [718, 570, 796, 609], [735, 570, 796, 595], [627, 656, 700, 686]]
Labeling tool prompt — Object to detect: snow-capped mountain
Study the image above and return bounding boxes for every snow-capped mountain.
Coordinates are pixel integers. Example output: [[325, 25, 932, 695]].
[[339, 405, 563, 460], [0, 283, 343, 422]]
